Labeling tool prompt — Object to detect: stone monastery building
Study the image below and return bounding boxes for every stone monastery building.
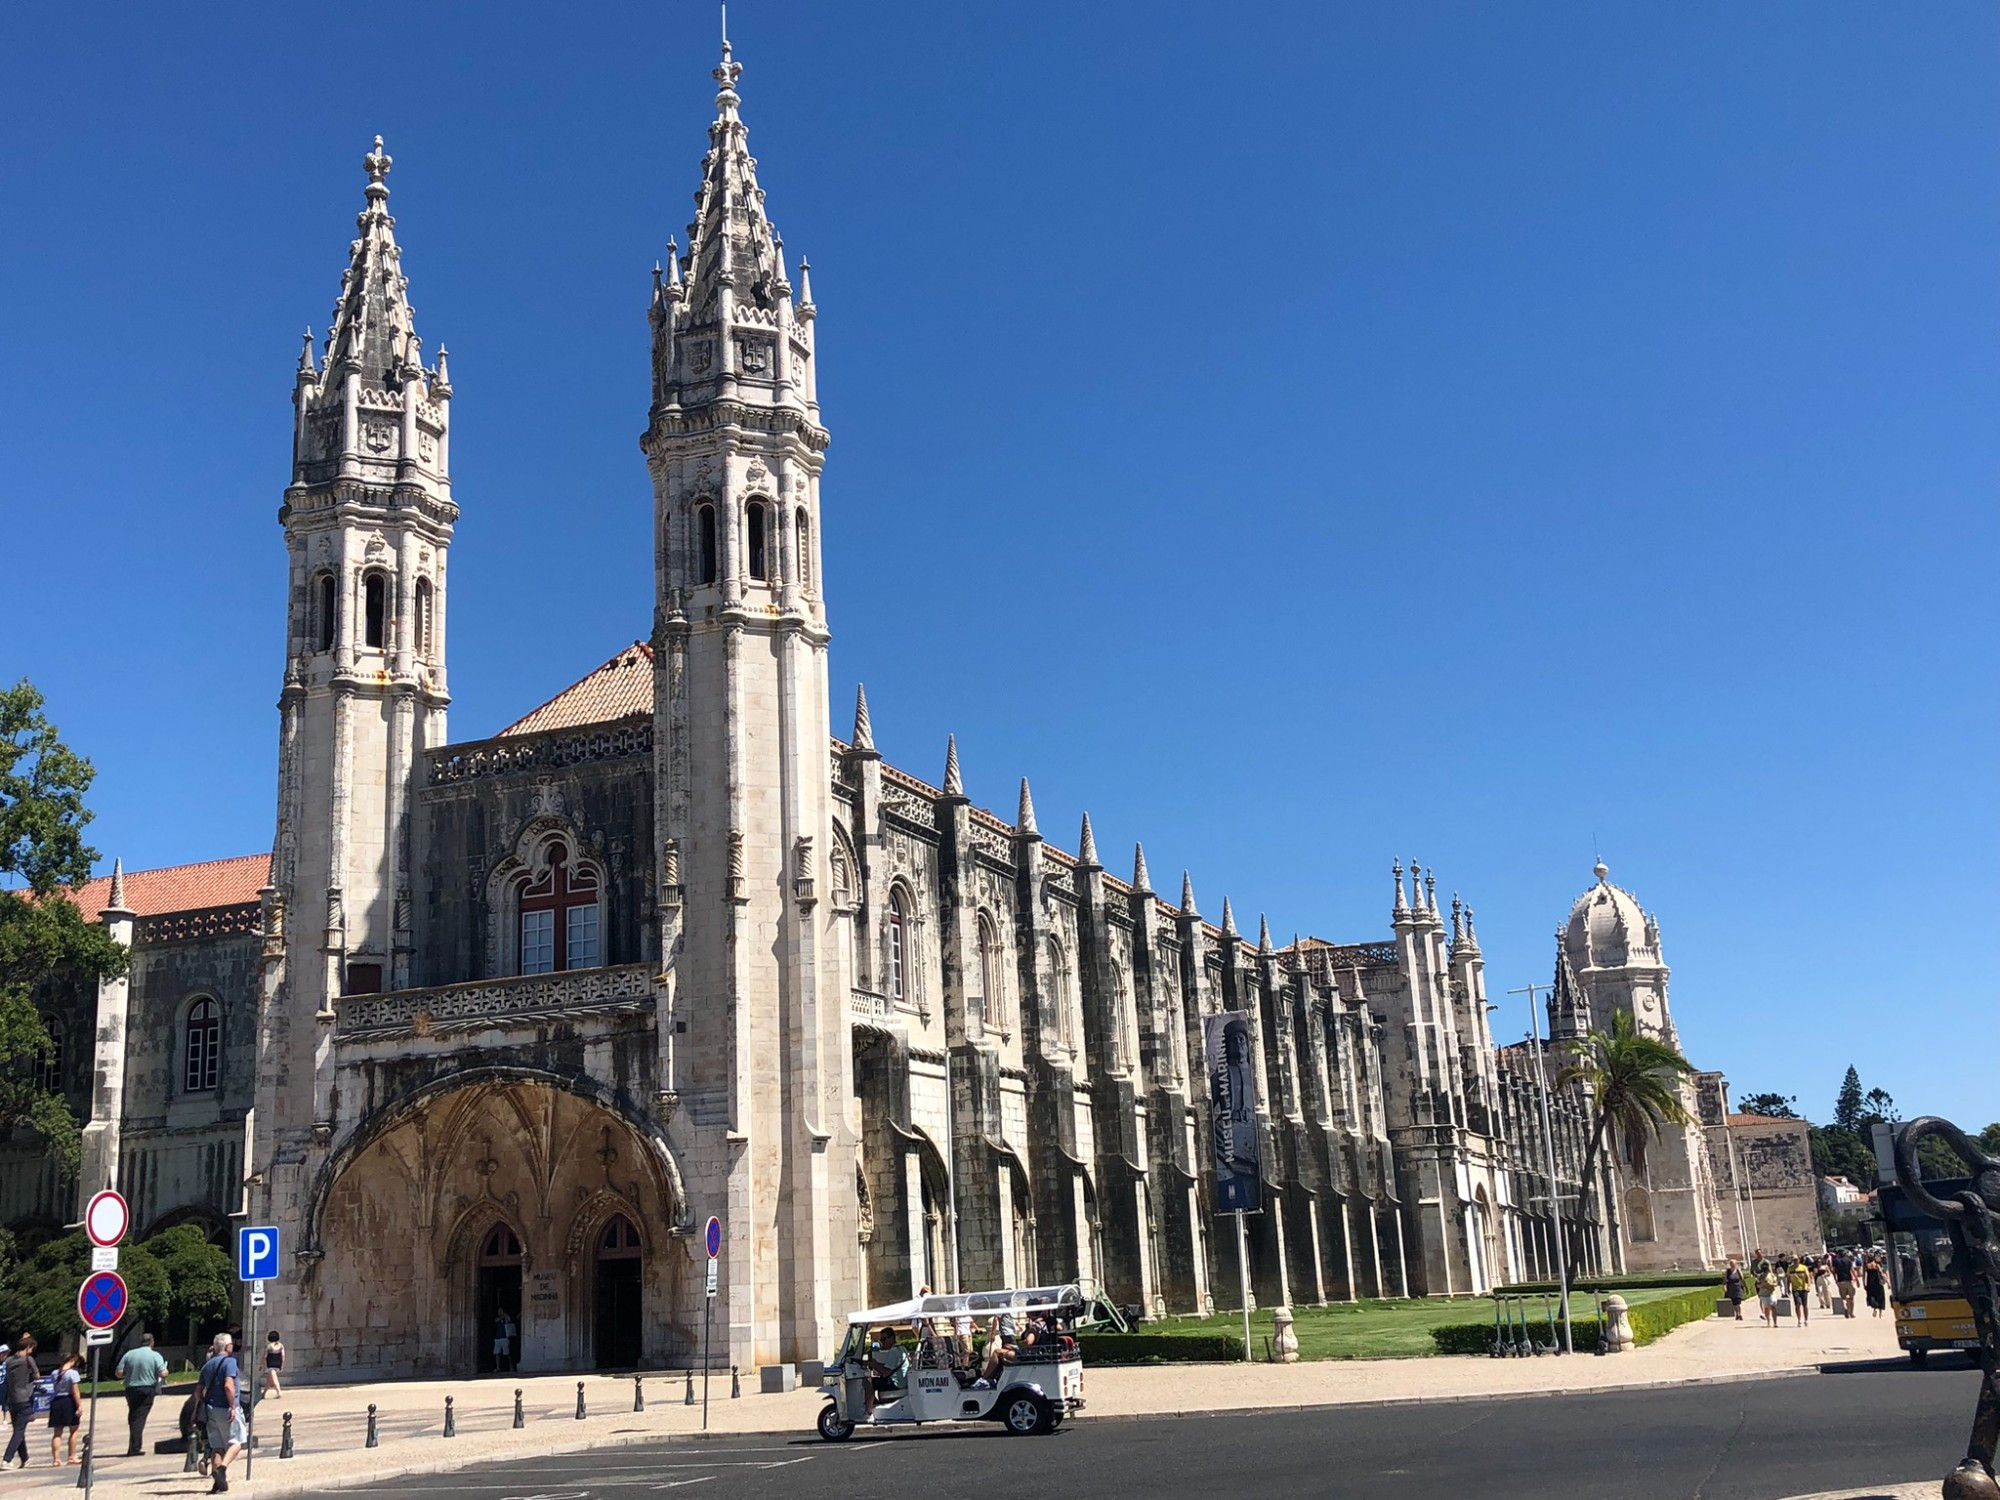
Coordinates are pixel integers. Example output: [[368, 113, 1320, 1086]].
[[10, 44, 1808, 1377]]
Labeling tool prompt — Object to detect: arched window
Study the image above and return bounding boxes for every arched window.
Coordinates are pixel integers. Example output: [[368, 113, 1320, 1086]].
[[598, 1216, 641, 1260], [516, 840, 601, 975], [697, 505, 718, 584], [414, 577, 434, 659], [480, 1223, 523, 1265], [746, 502, 769, 581], [1046, 937, 1070, 1049], [976, 914, 1000, 1036], [183, 998, 221, 1093], [36, 1015, 61, 1095], [363, 574, 387, 649], [315, 573, 337, 651], [887, 890, 910, 1003], [795, 508, 811, 589]]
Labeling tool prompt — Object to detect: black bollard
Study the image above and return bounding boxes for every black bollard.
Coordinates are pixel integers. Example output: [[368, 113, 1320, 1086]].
[[633, 1374, 644, 1413], [73, 1435, 89, 1490], [366, 1403, 380, 1448], [443, 1396, 456, 1438], [730, 1366, 740, 1400], [575, 1381, 586, 1421], [280, 1412, 294, 1459], [683, 1370, 695, 1406], [512, 1389, 524, 1430], [183, 1433, 199, 1474]]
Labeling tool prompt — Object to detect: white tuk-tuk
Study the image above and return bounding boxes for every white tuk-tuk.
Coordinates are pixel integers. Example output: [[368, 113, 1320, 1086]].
[[815, 1285, 1086, 1441]]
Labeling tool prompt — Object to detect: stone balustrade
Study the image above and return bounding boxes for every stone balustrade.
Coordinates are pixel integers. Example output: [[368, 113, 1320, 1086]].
[[335, 962, 656, 1041]]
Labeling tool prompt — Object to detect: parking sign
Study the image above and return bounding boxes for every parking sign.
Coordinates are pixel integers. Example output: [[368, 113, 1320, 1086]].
[[238, 1225, 280, 1281]]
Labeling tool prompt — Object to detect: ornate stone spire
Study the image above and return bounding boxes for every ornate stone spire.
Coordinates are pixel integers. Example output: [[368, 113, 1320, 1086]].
[[1180, 871, 1199, 917], [851, 684, 874, 751], [1450, 893, 1464, 943], [1221, 897, 1238, 940], [103, 858, 130, 917], [1392, 859, 1408, 917], [324, 136, 424, 387], [1258, 914, 1274, 956], [1131, 842, 1152, 893], [1077, 813, 1099, 868], [1461, 903, 1481, 955], [942, 734, 963, 797], [1016, 777, 1039, 837], [1423, 867, 1438, 917]]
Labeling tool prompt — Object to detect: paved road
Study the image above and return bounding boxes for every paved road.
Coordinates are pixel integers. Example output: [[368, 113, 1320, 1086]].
[[319, 1362, 1982, 1500]]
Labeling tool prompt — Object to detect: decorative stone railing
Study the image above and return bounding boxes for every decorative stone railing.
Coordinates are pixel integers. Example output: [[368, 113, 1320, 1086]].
[[137, 903, 264, 945], [850, 988, 892, 1023], [336, 963, 656, 1041], [424, 718, 652, 787]]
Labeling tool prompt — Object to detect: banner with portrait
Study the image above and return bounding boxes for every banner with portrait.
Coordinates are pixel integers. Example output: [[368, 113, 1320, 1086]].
[[1205, 1011, 1262, 1214]]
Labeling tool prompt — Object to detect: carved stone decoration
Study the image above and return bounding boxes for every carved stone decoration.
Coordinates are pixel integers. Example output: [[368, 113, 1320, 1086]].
[[529, 778, 566, 817], [363, 421, 394, 455], [793, 834, 816, 909], [726, 829, 746, 904], [660, 837, 682, 909], [336, 962, 656, 1040], [689, 340, 713, 375]]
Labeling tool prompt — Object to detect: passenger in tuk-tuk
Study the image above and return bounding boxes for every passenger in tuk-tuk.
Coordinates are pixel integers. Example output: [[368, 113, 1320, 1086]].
[[865, 1328, 909, 1414], [974, 1311, 1019, 1388]]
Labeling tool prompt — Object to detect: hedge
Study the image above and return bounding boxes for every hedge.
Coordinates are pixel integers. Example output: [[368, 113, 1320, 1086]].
[[1075, 1331, 1246, 1364], [1431, 1284, 1723, 1356], [1501, 1271, 1727, 1294]]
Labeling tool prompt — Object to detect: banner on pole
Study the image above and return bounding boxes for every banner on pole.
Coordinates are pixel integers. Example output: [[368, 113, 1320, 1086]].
[[1205, 1011, 1262, 1215]]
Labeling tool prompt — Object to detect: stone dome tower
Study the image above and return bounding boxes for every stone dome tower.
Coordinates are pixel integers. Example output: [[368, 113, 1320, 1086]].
[[1561, 860, 1675, 1049]]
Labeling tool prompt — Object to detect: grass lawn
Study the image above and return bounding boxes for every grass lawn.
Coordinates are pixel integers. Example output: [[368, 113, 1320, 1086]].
[[1135, 1284, 1702, 1360]]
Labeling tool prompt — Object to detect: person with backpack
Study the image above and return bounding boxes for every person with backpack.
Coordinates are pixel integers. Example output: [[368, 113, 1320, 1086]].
[[2, 1335, 37, 1468], [196, 1334, 245, 1493], [46, 1354, 83, 1467]]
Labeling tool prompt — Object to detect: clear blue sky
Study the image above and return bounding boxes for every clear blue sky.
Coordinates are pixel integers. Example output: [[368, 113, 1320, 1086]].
[[4, 2, 1994, 1129]]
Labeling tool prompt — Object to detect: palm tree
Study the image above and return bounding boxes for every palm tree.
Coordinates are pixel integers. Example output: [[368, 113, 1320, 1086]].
[[1557, 1009, 1695, 1268]]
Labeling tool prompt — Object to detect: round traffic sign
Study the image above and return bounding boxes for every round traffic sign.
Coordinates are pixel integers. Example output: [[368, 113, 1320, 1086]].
[[704, 1215, 722, 1259], [78, 1270, 127, 1330], [84, 1189, 129, 1248]]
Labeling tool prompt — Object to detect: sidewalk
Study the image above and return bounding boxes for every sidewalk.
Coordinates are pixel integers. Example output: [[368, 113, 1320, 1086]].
[[4, 1304, 1905, 1500]]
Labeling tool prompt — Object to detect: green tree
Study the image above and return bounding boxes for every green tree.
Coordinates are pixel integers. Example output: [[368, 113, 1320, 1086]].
[[1833, 1066, 1864, 1131], [1558, 1009, 1697, 1266], [0, 1226, 232, 1352], [1737, 1092, 1799, 1119], [0, 680, 126, 1172]]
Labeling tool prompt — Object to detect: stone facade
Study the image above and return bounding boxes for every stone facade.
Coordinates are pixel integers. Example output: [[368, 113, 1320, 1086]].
[[12, 40, 1776, 1378]]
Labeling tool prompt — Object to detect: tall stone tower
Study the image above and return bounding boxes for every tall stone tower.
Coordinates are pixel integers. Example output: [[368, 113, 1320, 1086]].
[[642, 41, 859, 1365], [265, 136, 455, 1173]]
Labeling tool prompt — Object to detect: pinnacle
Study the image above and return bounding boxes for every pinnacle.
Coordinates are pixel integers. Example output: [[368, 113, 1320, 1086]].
[[1180, 871, 1198, 916], [943, 735, 963, 797], [1132, 842, 1153, 893], [1258, 915, 1274, 956], [851, 684, 874, 751], [1221, 897, 1238, 939], [1078, 813, 1099, 867], [105, 858, 128, 914], [1017, 778, 1039, 837]]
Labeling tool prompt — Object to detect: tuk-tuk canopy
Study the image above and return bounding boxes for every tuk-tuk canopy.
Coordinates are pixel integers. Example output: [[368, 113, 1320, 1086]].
[[845, 1284, 1084, 1328]]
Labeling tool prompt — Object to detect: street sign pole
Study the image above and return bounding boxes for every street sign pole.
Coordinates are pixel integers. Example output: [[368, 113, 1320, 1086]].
[[1234, 1209, 1251, 1364], [84, 1343, 97, 1500], [701, 1215, 721, 1432], [244, 1294, 257, 1478]]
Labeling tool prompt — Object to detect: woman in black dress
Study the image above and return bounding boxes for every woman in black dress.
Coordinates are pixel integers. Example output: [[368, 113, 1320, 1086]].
[[1864, 1254, 1889, 1316]]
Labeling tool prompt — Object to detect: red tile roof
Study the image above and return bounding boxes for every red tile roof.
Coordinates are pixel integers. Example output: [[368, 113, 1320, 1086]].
[[55, 853, 271, 919], [497, 643, 654, 737]]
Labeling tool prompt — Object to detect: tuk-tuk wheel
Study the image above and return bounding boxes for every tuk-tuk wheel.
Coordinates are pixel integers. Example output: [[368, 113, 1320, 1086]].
[[1908, 1348, 1928, 1369], [1003, 1392, 1052, 1436], [817, 1402, 855, 1442]]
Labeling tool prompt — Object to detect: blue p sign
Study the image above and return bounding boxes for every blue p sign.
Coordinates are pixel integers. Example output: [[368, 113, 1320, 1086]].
[[238, 1225, 280, 1282]]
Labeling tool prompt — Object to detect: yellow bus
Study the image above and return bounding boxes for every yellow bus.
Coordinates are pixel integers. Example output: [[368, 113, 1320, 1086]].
[[1880, 1177, 1979, 1367]]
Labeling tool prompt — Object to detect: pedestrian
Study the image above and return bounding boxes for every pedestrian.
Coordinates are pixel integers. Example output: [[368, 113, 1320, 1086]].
[[1723, 1259, 1747, 1321], [1755, 1264, 1778, 1327], [116, 1333, 169, 1456], [952, 1311, 974, 1369], [2, 1335, 38, 1468], [492, 1310, 516, 1375], [1864, 1254, 1888, 1317], [1833, 1248, 1857, 1318], [1814, 1257, 1837, 1312], [1788, 1257, 1812, 1326], [47, 1353, 82, 1467], [196, 1334, 246, 1493], [262, 1331, 285, 1399]]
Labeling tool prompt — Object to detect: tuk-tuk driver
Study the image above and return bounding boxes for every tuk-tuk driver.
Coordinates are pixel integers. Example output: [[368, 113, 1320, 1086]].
[[865, 1328, 909, 1413]]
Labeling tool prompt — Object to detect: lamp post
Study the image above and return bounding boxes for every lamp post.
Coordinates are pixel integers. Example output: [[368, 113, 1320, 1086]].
[[1891, 1118, 1999, 1500], [1508, 981, 1573, 1355]]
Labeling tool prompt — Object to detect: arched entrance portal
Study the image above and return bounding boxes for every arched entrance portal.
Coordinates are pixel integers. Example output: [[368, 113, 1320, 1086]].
[[594, 1216, 643, 1369], [310, 1076, 685, 1376], [477, 1224, 523, 1374]]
